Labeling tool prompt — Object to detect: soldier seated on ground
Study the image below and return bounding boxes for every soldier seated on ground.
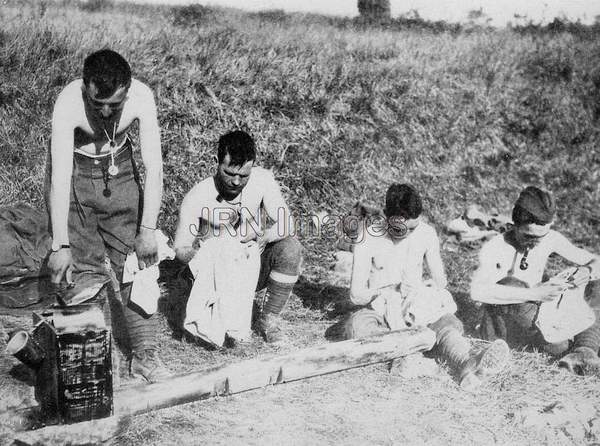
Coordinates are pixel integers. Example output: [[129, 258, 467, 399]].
[[343, 183, 509, 390], [174, 130, 302, 346], [471, 186, 600, 375]]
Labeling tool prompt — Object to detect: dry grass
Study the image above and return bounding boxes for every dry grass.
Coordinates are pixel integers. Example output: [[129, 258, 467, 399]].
[[1, 0, 600, 444]]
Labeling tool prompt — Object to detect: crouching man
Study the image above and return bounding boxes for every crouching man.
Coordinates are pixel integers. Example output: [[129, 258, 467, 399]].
[[471, 186, 600, 375], [47, 49, 170, 383], [174, 130, 302, 345], [343, 184, 509, 389]]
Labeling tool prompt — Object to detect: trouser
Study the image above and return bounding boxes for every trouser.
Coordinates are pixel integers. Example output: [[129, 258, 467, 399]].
[[255, 236, 303, 314], [343, 308, 472, 373], [45, 142, 158, 353], [479, 280, 600, 355]]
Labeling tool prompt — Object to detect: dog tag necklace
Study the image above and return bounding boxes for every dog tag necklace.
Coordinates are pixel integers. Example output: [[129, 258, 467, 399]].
[[103, 122, 119, 176], [519, 248, 530, 270], [100, 122, 119, 197]]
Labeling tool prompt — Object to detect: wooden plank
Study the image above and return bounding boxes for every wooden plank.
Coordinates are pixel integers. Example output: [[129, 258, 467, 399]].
[[12, 327, 435, 445], [115, 327, 435, 415], [12, 415, 122, 445]]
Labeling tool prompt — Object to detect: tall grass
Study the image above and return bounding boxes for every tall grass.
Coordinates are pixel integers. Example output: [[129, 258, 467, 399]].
[[0, 1, 599, 255]]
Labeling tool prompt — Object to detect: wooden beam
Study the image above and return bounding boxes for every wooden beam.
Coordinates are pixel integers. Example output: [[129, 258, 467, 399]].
[[12, 327, 435, 445]]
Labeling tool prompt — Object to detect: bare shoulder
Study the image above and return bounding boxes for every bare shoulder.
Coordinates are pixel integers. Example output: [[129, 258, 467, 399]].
[[53, 79, 84, 120], [181, 177, 212, 210], [252, 166, 276, 182], [128, 78, 156, 107]]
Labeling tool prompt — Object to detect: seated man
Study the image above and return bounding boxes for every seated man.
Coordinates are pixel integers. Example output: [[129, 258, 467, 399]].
[[174, 130, 302, 345], [344, 184, 509, 389], [471, 186, 600, 375]]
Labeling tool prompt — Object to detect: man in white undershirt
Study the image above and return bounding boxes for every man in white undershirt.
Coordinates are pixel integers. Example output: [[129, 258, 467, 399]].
[[471, 186, 600, 375], [174, 130, 302, 345]]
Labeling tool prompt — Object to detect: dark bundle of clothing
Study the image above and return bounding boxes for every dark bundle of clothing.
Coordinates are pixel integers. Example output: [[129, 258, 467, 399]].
[[0, 203, 52, 309]]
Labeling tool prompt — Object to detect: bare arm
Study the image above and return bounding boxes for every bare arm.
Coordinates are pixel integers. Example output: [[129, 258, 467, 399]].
[[470, 242, 562, 304], [552, 232, 600, 284], [47, 89, 76, 283], [349, 240, 379, 305], [174, 188, 201, 263], [134, 82, 163, 267], [424, 229, 447, 289], [259, 169, 292, 245]]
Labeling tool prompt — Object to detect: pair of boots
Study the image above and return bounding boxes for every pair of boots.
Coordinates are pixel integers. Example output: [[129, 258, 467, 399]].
[[254, 286, 291, 344], [435, 324, 511, 391], [458, 339, 510, 390]]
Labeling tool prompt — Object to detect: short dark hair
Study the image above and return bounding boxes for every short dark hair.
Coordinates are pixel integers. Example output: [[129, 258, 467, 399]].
[[384, 184, 422, 219], [83, 49, 131, 99], [217, 130, 256, 166]]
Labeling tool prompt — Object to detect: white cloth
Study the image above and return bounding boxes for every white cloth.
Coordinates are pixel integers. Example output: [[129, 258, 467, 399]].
[[122, 230, 175, 315], [184, 236, 260, 347], [372, 281, 457, 330], [354, 222, 457, 327], [536, 268, 596, 343]]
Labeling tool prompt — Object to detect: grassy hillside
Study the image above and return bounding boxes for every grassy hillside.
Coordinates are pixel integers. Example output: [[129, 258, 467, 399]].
[[1, 1, 599, 250], [1, 1, 600, 444]]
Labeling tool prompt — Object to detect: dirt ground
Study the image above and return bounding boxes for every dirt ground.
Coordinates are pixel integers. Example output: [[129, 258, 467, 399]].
[[2, 270, 600, 445]]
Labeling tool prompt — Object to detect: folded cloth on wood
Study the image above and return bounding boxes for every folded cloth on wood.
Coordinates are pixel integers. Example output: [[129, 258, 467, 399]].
[[536, 267, 596, 343], [184, 236, 260, 347], [53, 272, 110, 306], [122, 230, 175, 315], [371, 280, 457, 330], [0, 203, 51, 283]]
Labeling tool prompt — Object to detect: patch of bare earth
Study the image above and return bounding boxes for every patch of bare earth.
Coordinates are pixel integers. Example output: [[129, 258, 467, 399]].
[[2, 269, 600, 445]]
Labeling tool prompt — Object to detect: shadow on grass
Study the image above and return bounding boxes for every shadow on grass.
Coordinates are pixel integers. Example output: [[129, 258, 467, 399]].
[[157, 263, 356, 344], [451, 289, 482, 337], [293, 275, 351, 319], [157, 259, 191, 342], [8, 363, 36, 386]]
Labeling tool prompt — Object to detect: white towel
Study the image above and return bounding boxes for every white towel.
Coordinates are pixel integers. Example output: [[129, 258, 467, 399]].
[[123, 230, 175, 315], [372, 280, 457, 330], [184, 236, 260, 347], [536, 268, 596, 343]]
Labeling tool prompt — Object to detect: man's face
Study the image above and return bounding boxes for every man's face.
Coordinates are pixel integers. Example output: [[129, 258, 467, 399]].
[[216, 154, 254, 198], [387, 215, 420, 242], [85, 82, 128, 119], [514, 223, 551, 249]]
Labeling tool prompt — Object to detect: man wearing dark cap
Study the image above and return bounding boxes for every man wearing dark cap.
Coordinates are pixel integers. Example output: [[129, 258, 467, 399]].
[[471, 186, 600, 375]]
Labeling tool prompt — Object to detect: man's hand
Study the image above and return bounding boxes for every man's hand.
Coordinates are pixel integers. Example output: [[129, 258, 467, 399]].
[[175, 246, 197, 264], [532, 282, 568, 302], [240, 229, 266, 251], [568, 267, 591, 288], [48, 248, 74, 284], [135, 228, 158, 269]]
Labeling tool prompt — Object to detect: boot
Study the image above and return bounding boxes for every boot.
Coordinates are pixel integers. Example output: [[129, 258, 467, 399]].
[[256, 312, 284, 343], [460, 339, 510, 390], [130, 349, 173, 383], [558, 346, 600, 376]]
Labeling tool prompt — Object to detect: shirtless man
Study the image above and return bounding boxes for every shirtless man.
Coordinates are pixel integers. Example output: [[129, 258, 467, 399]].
[[471, 186, 600, 375], [46, 49, 170, 382], [174, 130, 303, 344], [344, 183, 509, 389]]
